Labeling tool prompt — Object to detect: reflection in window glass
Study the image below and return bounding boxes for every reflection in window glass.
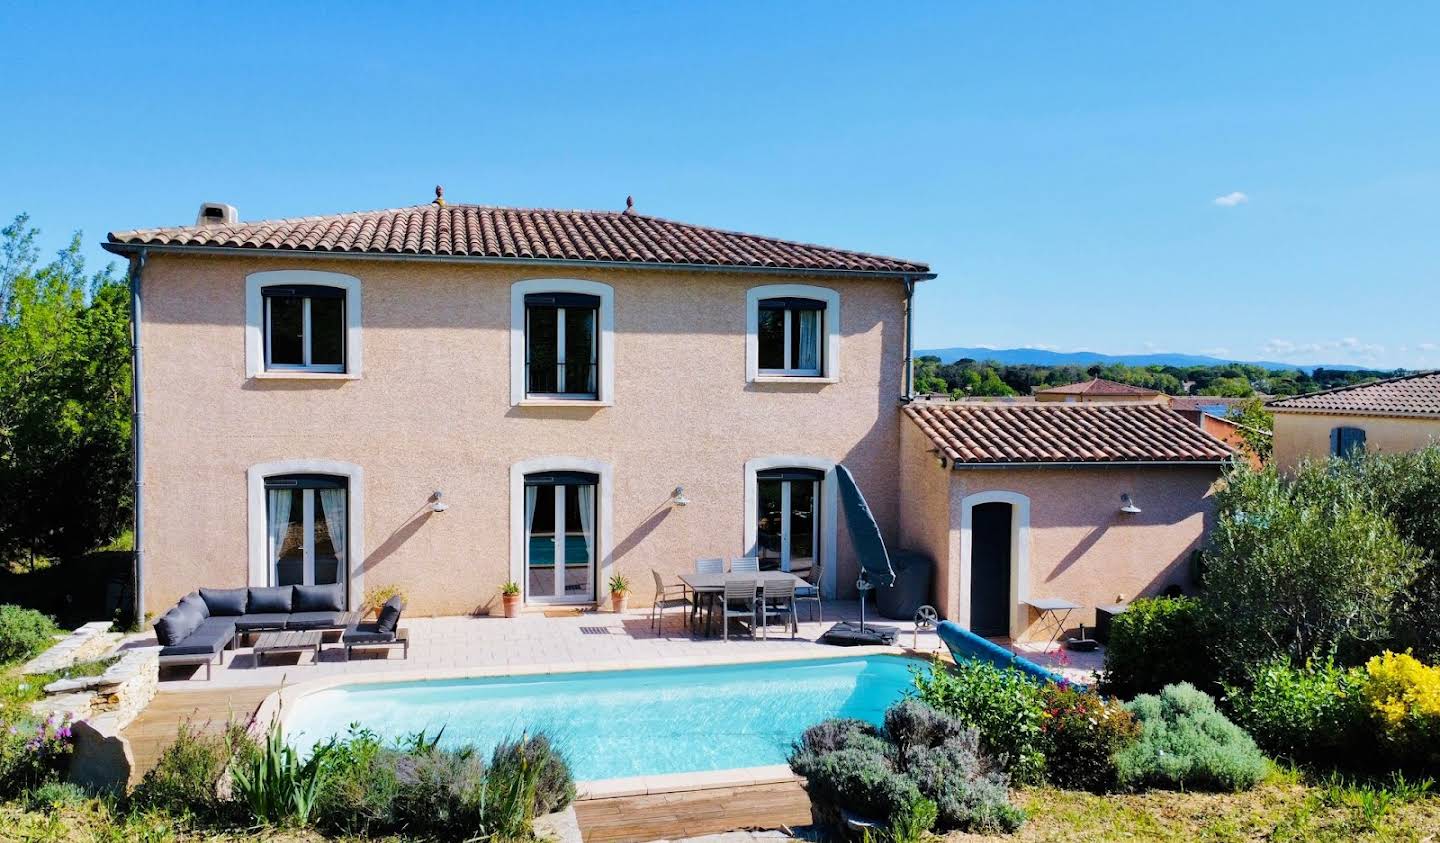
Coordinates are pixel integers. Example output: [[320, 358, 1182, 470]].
[[758, 310, 785, 370], [268, 298, 305, 366], [310, 297, 345, 366], [527, 308, 559, 394], [563, 307, 597, 394]]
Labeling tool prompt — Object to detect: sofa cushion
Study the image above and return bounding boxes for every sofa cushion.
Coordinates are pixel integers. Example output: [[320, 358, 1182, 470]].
[[376, 596, 405, 634], [159, 621, 233, 657], [293, 584, 344, 613], [234, 613, 290, 631], [154, 606, 199, 647], [247, 586, 294, 614], [179, 592, 211, 620], [287, 611, 346, 630], [199, 587, 249, 617], [343, 622, 396, 644]]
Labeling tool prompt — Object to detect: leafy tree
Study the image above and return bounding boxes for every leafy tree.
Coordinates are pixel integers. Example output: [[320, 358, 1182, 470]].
[[0, 215, 130, 565], [1226, 398, 1274, 463]]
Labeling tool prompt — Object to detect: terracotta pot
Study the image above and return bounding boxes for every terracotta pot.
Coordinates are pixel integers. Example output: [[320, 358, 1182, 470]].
[[611, 592, 629, 613], [502, 593, 521, 618]]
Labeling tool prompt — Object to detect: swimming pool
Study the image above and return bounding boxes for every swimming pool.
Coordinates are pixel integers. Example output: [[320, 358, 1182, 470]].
[[284, 655, 919, 781]]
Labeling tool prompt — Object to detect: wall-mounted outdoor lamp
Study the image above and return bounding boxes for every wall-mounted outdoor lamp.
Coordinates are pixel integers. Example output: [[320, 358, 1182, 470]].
[[1119, 493, 1142, 514], [431, 490, 450, 513], [671, 486, 691, 507]]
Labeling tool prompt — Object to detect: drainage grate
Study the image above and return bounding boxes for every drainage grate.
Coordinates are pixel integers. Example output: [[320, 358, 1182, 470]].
[[578, 626, 614, 636]]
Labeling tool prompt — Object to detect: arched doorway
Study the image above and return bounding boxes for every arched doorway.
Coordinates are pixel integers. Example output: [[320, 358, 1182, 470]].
[[969, 501, 1012, 637]]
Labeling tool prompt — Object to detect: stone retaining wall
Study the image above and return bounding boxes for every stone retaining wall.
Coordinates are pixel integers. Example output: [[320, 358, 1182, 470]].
[[20, 622, 121, 675]]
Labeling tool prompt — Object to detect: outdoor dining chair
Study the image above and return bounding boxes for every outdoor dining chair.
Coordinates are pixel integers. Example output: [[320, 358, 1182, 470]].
[[721, 578, 758, 641], [692, 557, 725, 628], [759, 579, 797, 639], [729, 556, 760, 573], [795, 560, 823, 622], [650, 569, 691, 632]]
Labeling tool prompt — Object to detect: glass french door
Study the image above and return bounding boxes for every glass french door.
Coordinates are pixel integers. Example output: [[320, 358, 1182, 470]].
[[756, 468, 821, 575], [524, 472, 597, 603], [265, 475, 347, 593]]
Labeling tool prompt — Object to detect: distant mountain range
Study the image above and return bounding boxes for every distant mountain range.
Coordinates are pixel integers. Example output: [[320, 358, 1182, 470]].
[[915, 347, 1368, 373]]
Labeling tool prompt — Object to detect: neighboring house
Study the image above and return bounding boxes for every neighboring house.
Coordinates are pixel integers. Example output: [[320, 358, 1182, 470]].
[[1169, 395, 1259, 417], [103, 196, 934, 617], [898, 400, 1232, 640], [1268, 371, 1440, 473], [1034, 378, 1168, 404]]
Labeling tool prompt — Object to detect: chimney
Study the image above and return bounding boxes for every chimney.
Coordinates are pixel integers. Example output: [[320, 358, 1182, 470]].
[[195, 202, 238, 227]]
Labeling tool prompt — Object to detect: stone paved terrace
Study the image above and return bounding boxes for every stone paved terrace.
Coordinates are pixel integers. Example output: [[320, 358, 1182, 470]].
[[117, 601, 1102, 692]]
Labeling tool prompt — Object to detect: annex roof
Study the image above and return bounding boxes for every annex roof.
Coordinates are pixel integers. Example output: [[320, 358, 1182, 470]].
[[1266, 371, 1440, 419], [1035, 378, 1163, 397]]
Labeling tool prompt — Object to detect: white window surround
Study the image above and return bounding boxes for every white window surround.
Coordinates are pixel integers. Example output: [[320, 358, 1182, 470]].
[[247, 459, 365, 609], [509, 456, 615, 604], [957, 490, 1031, 640], [746, 284, 840, 383], [743, 456, 839, 599], [510, 279, 615, 406], [245, 270, 363, 379]]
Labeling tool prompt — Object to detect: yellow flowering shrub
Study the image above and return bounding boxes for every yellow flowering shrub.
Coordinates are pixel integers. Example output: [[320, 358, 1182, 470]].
[[1362, 651, 1440, 758]]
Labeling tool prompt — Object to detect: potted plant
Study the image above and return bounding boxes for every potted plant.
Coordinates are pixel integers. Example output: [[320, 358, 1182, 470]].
[[500, 581, 522, 618], [609, 574, 631, 613], [362, 584, 408, 619]]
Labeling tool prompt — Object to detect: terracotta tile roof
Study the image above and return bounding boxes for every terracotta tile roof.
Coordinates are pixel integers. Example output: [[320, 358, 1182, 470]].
[[904, 401, 1235, 465], [1267, 371, 1440, 418], [1036, 378, 1162, 397], [105, 203, 930, 276], [1169, 395, 1256, 412]]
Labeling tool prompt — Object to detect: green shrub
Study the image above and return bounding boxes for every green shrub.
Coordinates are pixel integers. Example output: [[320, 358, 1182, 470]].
[[491, 733, 575, 816], [912, 657, 1045, 783], [1362, 651, 1440, 768], [885, 795, 938, 843], [1225, 659, 1368, 767], [130, 720, 253, 821], [1037, 682, 1140, 792], [0, 604, 60, 664], [0, 713, 73, 798], [231, 721, 334, 826], [1114, 683, 1268, 792], [312, 726, 400, 836], [1100, 597, 1214, 698], [801, 747, 926, 830], [27, 779, 87, 811], [1202, 464, 1422, 673]]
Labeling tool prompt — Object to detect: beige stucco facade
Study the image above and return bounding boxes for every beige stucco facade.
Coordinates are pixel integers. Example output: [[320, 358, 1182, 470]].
[[1272, 410, 1440, 474], [899, 418, 1220, 640], [137, 252, 911, 617]]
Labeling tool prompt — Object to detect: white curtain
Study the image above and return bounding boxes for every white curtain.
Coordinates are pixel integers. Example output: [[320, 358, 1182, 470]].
[[576, 484, 595, 563], [797, 309, 820, 371], [267, 489, 293, 582], [525, 485, 538, 540], [319, 488, 347, 582]]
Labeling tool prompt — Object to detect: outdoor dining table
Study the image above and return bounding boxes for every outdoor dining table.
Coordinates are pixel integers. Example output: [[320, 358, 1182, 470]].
[[678, 571, 808, 637]]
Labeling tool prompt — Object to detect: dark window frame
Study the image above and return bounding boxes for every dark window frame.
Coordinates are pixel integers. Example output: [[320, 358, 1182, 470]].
[[524, 293, 600, 399], [262, 285, 347, 372], [757, 297, 825, 376]]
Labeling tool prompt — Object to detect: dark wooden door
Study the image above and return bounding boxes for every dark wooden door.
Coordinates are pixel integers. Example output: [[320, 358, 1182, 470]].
[[970, 502, 1012, 637]]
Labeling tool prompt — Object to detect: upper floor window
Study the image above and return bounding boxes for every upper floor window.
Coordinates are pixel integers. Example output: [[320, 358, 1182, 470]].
[[1330, 426, 1366, 458], [526, 293, 599, 398], [245, 270, 362, 379], [510, 279, 615, 405], [746, 284, 841, 382], [758, 297, 825, 376], [264, 285, 345, 372]]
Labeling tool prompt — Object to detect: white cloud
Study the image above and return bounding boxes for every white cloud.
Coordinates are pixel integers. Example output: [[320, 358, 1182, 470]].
[[1213, 191, 1249, 207], [1419, 342, 1438, 353], [1262, 337, 1386, 363]]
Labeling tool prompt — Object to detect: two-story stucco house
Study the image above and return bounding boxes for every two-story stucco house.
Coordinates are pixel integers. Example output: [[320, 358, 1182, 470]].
[[1268, 370, 1440, 473], [103, 195, 934, 618]]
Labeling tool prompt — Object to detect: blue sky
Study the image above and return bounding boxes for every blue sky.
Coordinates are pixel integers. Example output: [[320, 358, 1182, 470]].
[[2, 2, 1436, 368]]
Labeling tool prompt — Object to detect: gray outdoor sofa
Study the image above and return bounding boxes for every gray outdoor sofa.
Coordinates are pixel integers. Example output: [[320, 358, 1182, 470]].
[[154, 584, 350, 679]]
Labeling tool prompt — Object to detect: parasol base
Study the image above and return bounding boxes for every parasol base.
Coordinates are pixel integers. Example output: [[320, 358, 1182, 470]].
[[819, 621, 899, 647]]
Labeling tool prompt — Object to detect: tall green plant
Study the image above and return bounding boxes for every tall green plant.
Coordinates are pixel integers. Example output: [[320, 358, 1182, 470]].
[[230, 721, 333, 826]]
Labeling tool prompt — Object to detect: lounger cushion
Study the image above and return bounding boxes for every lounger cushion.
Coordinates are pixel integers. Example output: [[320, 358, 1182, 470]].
[[159, 621, 233, 656], [287, 611, 346, 630], [199, 587, 249, 616], [293, 584, 344, 613], [247, 586, 294, 613], [343, 623, 396, 644], [154, 606, 199, 646], [179, 592, 211, 620], [376, 596, 405, 634], [234, 613, 290, 631]]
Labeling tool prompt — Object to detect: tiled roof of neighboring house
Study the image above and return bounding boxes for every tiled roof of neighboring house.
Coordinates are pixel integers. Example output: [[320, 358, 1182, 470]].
[[105, 202, 931, 276], [904, 401, 1235, 465], [1169, 395, 1260, 414], [1035, 378, 1162, 397], [1266, 371, 1440, 418]]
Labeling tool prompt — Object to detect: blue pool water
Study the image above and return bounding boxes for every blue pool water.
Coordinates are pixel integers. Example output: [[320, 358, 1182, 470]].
[[284, 655, 919, 780]]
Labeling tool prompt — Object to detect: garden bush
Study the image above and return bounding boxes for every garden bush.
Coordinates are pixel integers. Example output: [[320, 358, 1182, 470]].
[[1225, 658, 1367, 767], [791, 699, 1023, 837], [1362, 651, 1440, 768], [0, 605, 60, 664], [912, 657, 1046, 783], [1100, 596, 1215, 697], [0, 713, 73, 798], [230, 721, 334, 826], [1037, 682, 1139, 792], [130, 720, 254, 822], [1114, 683, 1268, 792], [491, 732, 575, 816]]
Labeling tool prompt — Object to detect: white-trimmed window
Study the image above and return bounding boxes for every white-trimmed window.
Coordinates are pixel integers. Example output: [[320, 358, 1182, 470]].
[[510, 279, 615, 405], [245, 270, 362, 378], [746, 285, 840, 382]]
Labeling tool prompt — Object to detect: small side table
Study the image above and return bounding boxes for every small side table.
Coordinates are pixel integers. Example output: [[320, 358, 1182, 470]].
[[253, 629, 323, 667], [1022, 597, 1081, 651], [1095, 603, 1129, 645]]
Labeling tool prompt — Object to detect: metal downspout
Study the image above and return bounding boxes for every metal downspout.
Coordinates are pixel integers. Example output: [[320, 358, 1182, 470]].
[[902, 277, 916, 401], [129, 250, 146, 624]]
